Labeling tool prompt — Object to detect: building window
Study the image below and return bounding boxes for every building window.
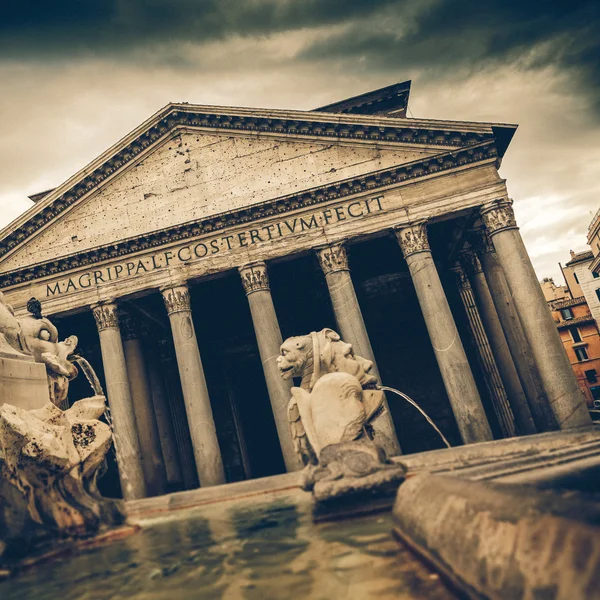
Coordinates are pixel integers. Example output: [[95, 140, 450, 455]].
[[585, 369, 597, 383], [575, 346, 589, 361], [591, 386, 600, 402], [596, 288, 600, 302], [573, 272, 579, 284], [571, 327, 582, 343], [561, 307, 574, 320], [593, 271, 599, 279]]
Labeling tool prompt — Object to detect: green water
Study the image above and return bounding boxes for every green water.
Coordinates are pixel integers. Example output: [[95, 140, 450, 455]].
[[0, 492, 453, 600]]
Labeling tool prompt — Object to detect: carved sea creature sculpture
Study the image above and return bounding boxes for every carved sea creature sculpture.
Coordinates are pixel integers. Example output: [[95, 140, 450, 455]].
[[277, 328, 383, 466], [290, 372, 383, 455]]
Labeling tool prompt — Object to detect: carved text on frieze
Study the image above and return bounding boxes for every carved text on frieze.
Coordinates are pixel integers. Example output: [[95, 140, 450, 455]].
[[46, 196, 384, 297]]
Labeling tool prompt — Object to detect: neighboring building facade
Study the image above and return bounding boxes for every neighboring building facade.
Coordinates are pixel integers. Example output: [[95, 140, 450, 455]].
[[562, 250, 600, 324], [540, 277, 570, 302], [0, 82, 590, 500], [588, 208, 600, 276], [550, 296, 600, 408]]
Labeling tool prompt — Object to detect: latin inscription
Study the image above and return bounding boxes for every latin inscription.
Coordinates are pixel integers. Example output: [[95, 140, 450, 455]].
[[46, 196, 384, 297]]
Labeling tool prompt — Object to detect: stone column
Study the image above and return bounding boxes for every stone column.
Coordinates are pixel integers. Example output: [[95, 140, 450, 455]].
[[158, 338, 198, 489], [461, 248, 537, 435], [161, 283, 226, 487], [91, 301, 147, 500], [238, 262, 303, 472], [140, 329, 183, 489], [480, 199, 592, 429], [471, 224, 557, 432], [121, 313, 167, 496], [451, 262, 516, 438], [316, 241, 401, 456], [395, 222, 493, 444]]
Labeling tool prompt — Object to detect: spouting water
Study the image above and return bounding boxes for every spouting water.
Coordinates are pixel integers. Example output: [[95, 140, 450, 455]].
[[71, 354, 117, 455], [71, 354, 104, 396], [378, 385, 452, 449]]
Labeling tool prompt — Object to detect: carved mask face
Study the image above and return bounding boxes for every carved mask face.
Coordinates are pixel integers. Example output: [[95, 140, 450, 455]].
[[277, 336, 311, 380]]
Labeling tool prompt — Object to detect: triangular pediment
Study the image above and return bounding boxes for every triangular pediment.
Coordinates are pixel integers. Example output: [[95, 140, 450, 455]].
[[0, 101, 515, 275]]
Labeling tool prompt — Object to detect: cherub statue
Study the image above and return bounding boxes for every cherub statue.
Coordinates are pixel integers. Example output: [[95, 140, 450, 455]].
[[276, 328, 384, 466]]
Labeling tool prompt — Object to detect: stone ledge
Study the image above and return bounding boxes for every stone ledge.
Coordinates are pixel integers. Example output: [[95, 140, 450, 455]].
[[126, 471, 304, 520], [392, 474, 600, 600]]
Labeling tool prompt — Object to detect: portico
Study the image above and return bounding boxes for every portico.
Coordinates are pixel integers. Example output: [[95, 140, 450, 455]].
[[0, 83, 590, 499]]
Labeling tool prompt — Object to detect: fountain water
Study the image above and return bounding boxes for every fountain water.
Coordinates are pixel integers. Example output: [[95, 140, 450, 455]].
[[71, 354, 118, 458], [378, 386, 452, 449]]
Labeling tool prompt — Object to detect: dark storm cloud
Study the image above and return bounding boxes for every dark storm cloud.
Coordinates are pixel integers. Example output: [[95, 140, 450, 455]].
[[2, 1, 598, 108], [0, 0, 399, 56], [300, 0, 600, 110]]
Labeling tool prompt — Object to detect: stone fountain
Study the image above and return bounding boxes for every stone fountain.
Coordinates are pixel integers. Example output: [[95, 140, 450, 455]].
[[276, 328, 406, 512], [0, 292, 125, 567]]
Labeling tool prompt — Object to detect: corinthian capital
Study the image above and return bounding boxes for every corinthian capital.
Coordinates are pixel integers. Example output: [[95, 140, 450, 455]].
[[316, 242, 349, 275], [91, 301, 119, 332], [480, 199, 518, 236], [238, 261, 270, 295], [450, 262, 472, 291], [161, 284, 191, 315], [394, 220, 430, 259], [467, 226, 495, 257], [460, 247, 484, 275]]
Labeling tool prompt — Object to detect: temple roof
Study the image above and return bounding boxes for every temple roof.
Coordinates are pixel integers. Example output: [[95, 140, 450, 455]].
[[313, 81, 412, 117]]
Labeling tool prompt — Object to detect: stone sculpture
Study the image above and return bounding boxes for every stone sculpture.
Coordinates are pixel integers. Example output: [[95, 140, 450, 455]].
[[0, 293, 78, 406], [0, 293, 125, 565], [0, 398, 126, 563], [277, 328, 405, 507]]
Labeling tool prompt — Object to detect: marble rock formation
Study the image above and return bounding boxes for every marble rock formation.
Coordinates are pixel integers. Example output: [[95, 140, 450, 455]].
[[0, 293, 78, 407], [277, 329, 405, 505], [0, 397, 125, 562]]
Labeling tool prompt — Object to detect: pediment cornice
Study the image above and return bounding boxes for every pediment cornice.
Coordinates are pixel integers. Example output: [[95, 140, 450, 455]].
[[0, 102, 515, 263], [0, 139, 498, 288]]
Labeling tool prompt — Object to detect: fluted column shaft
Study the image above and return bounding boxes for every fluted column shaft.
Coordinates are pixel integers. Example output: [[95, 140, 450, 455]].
[[472, 223, 557, 432], [481, 199, 592, 429], [91, 302, 147, 500], [161, 284, 226, 487], [395, 222, 493, 444], [316, 242, 401, 456], [461, 248, 537, 435], [451, 262, 516, 438], [239, 262, 303, 472]]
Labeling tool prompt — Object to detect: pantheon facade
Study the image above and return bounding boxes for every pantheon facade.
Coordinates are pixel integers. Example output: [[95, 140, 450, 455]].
[[0, 82, 591, 500]]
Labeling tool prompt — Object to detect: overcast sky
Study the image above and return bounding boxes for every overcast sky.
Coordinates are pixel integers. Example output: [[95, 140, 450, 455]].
[[0, 0, 598, 282]]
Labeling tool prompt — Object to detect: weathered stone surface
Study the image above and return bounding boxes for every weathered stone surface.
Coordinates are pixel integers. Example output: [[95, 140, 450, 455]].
[[2, 134, 438, 272], [0, 398, 126, 564], [306, 439, 405, 509], [0, 357, 49, 411], [3, 162, 505, 317], [392, 474, 600, 600]]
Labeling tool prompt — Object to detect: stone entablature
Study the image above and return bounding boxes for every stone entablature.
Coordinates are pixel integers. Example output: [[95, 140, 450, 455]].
[[1, 165, 508, 316], [0, 137, 499, 277]]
